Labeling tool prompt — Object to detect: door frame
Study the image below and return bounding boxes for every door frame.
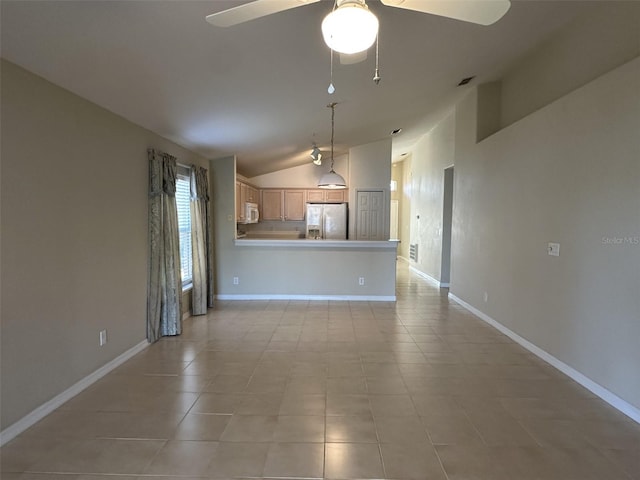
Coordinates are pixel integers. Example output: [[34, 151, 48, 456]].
[[440, 166, 454, 287]]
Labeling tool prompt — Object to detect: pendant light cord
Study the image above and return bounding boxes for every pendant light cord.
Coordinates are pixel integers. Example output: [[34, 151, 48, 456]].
[[329, 102, 337, 172]]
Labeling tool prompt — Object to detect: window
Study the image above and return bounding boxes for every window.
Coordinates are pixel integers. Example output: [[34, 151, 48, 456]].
[[175, 168, 192, 289]]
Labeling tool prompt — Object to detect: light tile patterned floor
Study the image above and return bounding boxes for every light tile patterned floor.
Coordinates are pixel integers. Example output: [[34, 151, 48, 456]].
[[2, 263, 640, 479]]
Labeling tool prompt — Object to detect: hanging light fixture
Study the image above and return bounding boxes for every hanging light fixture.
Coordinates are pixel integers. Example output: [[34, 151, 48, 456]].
[[310, 145, 322, 165], [318, 102, 347, 190], [322, 0, 379, 55]]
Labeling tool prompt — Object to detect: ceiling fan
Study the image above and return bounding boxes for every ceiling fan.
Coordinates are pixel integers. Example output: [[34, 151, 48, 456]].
[[206, 1, 513, 46], [207, 0, 510, 85]]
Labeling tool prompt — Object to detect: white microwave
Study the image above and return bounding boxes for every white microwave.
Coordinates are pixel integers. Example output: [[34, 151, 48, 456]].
[[244, 202, 259, 224]]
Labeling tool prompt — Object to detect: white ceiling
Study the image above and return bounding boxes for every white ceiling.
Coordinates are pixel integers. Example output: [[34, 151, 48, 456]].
[[1, 0, 598, 177]]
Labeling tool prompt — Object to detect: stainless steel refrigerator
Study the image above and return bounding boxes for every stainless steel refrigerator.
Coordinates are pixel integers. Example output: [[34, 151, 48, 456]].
[[305, 203, 348, 239]]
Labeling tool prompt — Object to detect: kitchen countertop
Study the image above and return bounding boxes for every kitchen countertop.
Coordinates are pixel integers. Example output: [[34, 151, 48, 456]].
[[234, 238, 399, 248]]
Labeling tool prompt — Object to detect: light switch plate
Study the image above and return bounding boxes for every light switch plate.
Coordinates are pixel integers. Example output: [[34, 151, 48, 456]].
[[548, 242, 560, 256]]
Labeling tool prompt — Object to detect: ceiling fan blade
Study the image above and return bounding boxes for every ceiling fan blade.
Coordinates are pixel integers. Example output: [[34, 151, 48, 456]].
[[380, 0, 511, 26], [206, 0, 321, 27], [340, 51, 368, 65]]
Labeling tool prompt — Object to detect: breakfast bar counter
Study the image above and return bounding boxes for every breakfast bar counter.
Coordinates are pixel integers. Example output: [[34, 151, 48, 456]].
[[216, 238, 399, 301], [234, 238, 399, 249]]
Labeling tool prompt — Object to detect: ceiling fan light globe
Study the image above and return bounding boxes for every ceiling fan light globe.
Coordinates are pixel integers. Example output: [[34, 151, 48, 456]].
[[322, 4, 378, 54]]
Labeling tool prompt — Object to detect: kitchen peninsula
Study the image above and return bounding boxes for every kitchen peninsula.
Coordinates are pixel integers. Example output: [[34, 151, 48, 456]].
[[210, 142, 397, 301], [229, 237, 399, 301]]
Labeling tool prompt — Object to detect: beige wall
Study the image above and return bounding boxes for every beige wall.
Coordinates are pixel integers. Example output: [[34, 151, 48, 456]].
[[394, 2, 640, 415], [210, 155, 238, 293], [250, 154, 349, 188], [347, 138, 392, 239], [452, 57, 640, 411], [499, 2, 640, 128], [407, 113, 455, 282], [397, 157, 412, 261], [0, 60, 208, 430]]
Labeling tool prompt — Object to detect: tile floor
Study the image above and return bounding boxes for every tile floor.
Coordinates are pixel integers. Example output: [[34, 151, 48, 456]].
[[2, 263, 640, 479]]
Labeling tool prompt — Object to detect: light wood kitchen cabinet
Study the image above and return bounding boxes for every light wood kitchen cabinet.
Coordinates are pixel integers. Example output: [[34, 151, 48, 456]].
[[306, 190, 325, 202], [257, 187, 348, 222], [283, 190, 305, 221], [325, 189, 347, 203], [306, 189, 348, 203], [246, 186, 259, 203], [236, 180, 259, 223], [261, 189, 284, 220], [236, 181, 245, 222], [260, 189, 306, 221]]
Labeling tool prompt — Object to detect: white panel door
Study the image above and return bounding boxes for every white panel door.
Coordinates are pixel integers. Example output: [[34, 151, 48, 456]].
[[356, 190, 385, 240]]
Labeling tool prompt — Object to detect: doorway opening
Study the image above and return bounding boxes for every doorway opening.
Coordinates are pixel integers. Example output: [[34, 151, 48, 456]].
[[390, 199, 399, 240], [440, 166, 454, 287]]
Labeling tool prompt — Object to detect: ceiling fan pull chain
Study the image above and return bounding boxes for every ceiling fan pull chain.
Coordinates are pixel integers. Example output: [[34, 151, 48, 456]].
[[373, 32, 381, 85], [328, 48, 336, 94]]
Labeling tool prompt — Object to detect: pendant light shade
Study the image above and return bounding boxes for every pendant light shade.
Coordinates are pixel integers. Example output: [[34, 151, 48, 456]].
[[319, 102, 347, 190], [322, 0, 379, 55], [318, 170, 347, 189]]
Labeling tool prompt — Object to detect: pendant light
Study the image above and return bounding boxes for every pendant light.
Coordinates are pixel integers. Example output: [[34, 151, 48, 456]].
[[318, 102, 347, 190], [310, 145, 322, 165], [322, 0, 379, 55]]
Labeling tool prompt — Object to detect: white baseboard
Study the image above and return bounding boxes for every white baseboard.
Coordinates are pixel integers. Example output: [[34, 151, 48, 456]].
[[216, 294, 396, 302], [448, 293, 640, 425], [409, 266, 448, 288], [0, 339, 149, 446]]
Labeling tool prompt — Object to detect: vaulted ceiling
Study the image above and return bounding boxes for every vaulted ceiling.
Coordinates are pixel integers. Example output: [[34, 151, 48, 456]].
[[1, 1, 598, 177]]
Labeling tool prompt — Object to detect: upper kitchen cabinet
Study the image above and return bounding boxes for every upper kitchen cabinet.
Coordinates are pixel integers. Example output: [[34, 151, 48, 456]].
[[246, 185, 259, 203], [284, 190, 305, 221], [261, 189, 283, 221], [261, 189, 306, 221], [307, 189, 348, 203], [235, 181, 245, 222], [236, 180, 260, 223]]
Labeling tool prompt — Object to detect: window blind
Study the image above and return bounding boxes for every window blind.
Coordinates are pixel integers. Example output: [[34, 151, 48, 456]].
[[175, 173, 193, 288]]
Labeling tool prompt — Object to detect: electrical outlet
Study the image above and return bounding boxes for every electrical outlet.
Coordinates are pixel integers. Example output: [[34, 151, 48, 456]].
[[233, 277, 239, 285], [99, 329, 107, 346], [358, 277, 365, 286], [548, 242, 560, 256]]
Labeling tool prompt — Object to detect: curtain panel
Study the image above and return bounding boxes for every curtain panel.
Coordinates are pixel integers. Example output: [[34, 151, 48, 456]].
[[147, 149, 183, 342], [190, 166, 214, 315]]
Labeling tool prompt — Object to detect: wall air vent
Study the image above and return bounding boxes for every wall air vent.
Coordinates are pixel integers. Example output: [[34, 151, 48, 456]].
[[409, 243, 418, 262], [458, 76, 476, 86]]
